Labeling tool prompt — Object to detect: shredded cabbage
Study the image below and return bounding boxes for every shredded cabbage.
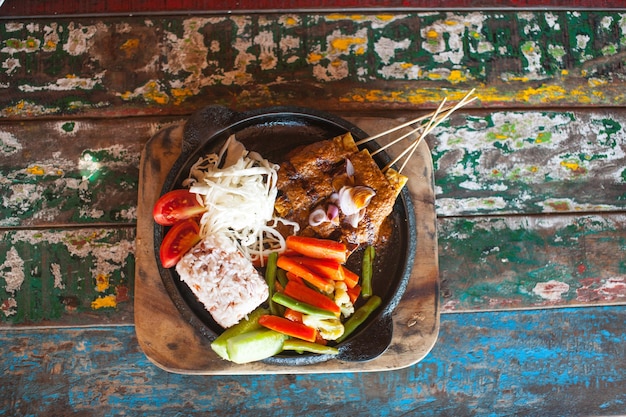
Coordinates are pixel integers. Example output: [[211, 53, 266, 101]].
[[183, 135, 299, 264]]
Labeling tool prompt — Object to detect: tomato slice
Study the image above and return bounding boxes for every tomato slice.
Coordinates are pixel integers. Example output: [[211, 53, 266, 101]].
[[153, 189, 206, 226], [159, 219, 201, 268]]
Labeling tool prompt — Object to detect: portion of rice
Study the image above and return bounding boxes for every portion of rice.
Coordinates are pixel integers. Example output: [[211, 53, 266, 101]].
[[176, 234, 269, 328]]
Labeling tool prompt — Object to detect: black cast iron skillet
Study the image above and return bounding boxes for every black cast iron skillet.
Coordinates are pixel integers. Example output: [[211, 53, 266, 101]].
[[155, 105, 416, 366]]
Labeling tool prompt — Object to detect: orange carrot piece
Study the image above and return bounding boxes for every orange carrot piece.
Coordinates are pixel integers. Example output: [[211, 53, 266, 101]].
[[283, 308, 304, 323], [287, 256, 344, 281], [285, 271, 305, 285], [277, 256, 335, 294], [284, 281, 341, 317], [340, 266, 359, 289], [286, 235, 347, 264]]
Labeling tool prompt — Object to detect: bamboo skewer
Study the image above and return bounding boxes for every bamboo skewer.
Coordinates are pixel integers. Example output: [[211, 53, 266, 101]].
[[359, 89, 477, 174]]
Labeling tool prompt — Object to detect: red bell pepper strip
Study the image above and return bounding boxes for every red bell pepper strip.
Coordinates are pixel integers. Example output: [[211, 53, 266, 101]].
[[286, 235, 347, 264], [282, 308, 327, 345], [277, 256, 335, 294], [347, 284, 361, 304], [258, 314, 317, 342], [287, 256, 344, 281], [340, 266, 359, 289], [284, 281, 341, 317]]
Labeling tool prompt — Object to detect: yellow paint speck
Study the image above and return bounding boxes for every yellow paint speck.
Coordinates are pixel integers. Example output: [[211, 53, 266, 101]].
[[120, 38, 140, 58], [589, 78, 607, 87], [331, 37, 366, 53], [143, 81, 169, 105], [26, 166, 45, 175], [171, 88, 193, 105], [448, 69, 466, 84], [426, 30, 439, 39], [516, 85, 567, 103], [91, 294, 117, 309], [327, 13, 348, 20], [375, 15, 394, 21], [308, 52, 323, 63], [95, 273, 110, 292], [561, 161, 580, 171]]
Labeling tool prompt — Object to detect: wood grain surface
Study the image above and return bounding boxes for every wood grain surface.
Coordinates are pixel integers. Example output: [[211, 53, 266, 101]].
[[3, 306, 626, 416], [1, 7, 626, 416], [3, 12, 626, 120]]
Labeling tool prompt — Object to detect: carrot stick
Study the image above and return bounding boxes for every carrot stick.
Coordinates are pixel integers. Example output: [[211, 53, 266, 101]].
[[277, 256, 335, 294], [286, 256, 344, 281], [286, 235, 347, 264], [340, 266, 359, 289]]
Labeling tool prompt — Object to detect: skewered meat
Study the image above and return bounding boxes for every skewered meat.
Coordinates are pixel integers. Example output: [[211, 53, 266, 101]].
[[275, 132, 407, 249]]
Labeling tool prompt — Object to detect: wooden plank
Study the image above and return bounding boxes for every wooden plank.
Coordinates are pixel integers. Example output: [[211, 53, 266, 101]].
[[2, 12, 626, 119], [2, 0, 625, 18], [439, 213, 626, 312], [0, 117, 182, 227], [2, 108, 624, 229], [0, 227, 135, 326], [429, 109, 626, 216], [2, 306, 626, 415]]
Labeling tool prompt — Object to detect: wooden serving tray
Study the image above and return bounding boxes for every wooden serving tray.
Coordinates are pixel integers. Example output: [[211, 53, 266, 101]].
[[134, 116, 440, 375]]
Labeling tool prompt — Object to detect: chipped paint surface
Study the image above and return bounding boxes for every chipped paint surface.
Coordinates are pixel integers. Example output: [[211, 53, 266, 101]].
[[431, 111, 626, 216], [2, 11, 626, 116], [439, 214, 626, 312], [1, 134, 140, 226], [0, 228, 134, 324]]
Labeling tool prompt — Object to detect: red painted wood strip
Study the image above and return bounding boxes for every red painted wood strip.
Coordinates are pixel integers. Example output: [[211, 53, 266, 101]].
[[1, 0, 625, 17]]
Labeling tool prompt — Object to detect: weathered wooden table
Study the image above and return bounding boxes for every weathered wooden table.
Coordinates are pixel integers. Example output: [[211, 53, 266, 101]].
[[1, 2, 626, 415]]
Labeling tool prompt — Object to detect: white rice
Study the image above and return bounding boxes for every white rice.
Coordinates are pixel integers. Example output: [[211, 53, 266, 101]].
[[176, 234, 269, 328]]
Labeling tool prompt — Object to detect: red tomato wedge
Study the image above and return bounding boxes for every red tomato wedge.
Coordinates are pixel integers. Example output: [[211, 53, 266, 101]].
[[285, 236, 347, 264], [153, 189, 206, 226], [159, 219, 201, 268]]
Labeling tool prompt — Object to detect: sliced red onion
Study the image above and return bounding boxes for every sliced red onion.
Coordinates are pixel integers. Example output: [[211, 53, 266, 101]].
[[326, 204, 339, 221], [308, 207, 328, 226]]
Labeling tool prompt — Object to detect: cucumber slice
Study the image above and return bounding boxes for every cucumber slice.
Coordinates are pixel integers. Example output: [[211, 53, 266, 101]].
[[226, 329, 287, 364], [211, 307, 268, 360]]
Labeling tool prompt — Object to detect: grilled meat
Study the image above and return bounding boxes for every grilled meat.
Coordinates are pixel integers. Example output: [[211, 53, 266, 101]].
[[275, 132, 407, 249]]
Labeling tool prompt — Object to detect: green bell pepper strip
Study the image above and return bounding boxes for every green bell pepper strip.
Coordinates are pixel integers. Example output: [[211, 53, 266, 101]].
[[272, 292, 338, 319], [264, 252, 280, 315], [361, 245, 375, 298], [282, 339, 339, 355]]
